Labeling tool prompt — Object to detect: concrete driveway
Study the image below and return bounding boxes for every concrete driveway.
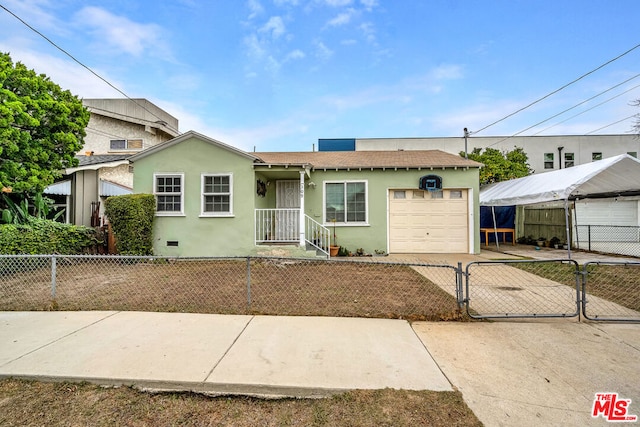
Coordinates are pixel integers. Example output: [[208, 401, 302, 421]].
[[412, 320, 640, 427]]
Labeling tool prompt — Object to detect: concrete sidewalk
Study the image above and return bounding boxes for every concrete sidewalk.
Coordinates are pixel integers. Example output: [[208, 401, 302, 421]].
[[1, 311, 639, 426], [0, 311, 451, 397]]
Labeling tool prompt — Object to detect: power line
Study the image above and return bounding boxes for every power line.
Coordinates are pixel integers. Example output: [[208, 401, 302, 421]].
[[586, 114, 637, 135], [0, 3, 179, 132], [485, 74, 640, 147], [472, 42, 640, 135], [532, 83, 640, 135]]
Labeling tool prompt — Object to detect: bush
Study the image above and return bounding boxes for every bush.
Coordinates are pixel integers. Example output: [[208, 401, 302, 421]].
[[104, 194, 155, 255], [0, 218, 100, 254]]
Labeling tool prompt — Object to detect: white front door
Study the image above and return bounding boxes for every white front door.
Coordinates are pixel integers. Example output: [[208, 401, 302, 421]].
[[276, 181, 300, 241]]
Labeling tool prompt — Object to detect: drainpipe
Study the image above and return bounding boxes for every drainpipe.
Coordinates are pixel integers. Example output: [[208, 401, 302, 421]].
[[558, 146, 564, 169], [299, 170, 305, 247]]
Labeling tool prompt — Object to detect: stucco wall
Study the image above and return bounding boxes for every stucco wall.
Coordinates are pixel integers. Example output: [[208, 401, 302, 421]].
[[133, 137, 256, 257], [83, 114, 173, 154]]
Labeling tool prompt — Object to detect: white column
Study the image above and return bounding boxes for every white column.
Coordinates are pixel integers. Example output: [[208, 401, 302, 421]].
[[299, 170, 305, 246]]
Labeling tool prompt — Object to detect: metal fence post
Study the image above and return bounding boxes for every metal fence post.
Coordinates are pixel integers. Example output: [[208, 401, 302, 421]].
[[456, 262, 464, 309], [246, 256, 251, 310], [51, 256, 57, 300], [588, 225, 591, 251]]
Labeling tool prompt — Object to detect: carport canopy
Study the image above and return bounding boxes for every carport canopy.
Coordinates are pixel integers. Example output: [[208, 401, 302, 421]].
[[479, 154, 640, 207]]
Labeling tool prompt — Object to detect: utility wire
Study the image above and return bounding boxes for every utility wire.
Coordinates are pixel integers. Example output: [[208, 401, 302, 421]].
[[485, 74, 640, 147], [586, 114, 637, 135], [531, 83, 640, 135], [0, 3, 179, 132], [472, 42, 640, 135]]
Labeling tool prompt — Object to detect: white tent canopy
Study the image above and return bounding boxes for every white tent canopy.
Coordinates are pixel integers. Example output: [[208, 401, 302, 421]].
[[479, 154, 640, 206]]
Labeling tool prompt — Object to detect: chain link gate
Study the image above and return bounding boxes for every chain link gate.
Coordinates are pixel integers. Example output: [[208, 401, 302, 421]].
[[582, 261, 640, 322], [464, 259, 581, 319]]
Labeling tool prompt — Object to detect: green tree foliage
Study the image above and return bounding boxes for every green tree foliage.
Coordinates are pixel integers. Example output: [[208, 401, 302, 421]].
[[104, 194, 156, 255], [462, 147, 533, 185], [0, 52, 90, 195]]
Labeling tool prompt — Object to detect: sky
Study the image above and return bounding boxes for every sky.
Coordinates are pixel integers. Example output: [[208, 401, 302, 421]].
[[0, 0, 639, 152]]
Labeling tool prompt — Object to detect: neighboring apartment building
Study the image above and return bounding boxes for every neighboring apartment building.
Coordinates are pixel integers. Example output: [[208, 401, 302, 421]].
[[44, 98, 179, 226], [320, 134, 640, 174]]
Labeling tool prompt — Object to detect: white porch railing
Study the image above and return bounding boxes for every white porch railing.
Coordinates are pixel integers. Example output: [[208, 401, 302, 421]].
[[255, 209, 300, 243], [255, 209, 330, 257], [305, 215, 330, 257]]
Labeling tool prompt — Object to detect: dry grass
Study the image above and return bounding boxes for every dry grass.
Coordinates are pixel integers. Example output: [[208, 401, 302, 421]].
[[514, 261, 640, 312], [0, 379, 482, 427], [0, 258, 463, 321]]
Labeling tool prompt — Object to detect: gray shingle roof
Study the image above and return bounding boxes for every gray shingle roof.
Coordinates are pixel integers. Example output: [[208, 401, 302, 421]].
[[76, 154, 131, 167], [253, 150, 482, 169]]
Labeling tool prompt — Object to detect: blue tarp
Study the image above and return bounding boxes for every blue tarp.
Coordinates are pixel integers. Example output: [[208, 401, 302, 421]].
[[480, 205, 515, 243]]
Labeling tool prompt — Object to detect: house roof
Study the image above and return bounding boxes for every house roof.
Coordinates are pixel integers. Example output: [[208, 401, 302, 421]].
[[479, 154, 640, 206], [77, 154, 132, 167], [128, 130, 260, 163], [64, 154, 131, 174], [253, 150, 482, 170]]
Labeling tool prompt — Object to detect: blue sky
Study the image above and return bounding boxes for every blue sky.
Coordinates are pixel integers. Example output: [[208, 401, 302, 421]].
[[1, 0, 639, 151]]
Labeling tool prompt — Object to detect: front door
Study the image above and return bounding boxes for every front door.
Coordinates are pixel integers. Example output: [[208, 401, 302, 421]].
[[275, 180, 300, 241]]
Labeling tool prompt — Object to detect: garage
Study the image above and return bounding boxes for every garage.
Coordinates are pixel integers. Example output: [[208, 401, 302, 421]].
[[389, 188, 469, 253]]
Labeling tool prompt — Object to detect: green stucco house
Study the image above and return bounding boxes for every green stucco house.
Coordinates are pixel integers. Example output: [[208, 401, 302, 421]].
[[129, 131, 482, 257]]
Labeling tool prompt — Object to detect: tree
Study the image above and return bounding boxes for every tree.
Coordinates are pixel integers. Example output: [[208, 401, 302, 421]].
[[0, 52, 90, 196], [461, 147, 533, 185]]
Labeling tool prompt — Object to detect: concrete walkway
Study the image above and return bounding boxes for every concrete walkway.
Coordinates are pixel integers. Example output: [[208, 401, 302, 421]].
[[0, 311, 451, 397], [1, 311, 639, 426]]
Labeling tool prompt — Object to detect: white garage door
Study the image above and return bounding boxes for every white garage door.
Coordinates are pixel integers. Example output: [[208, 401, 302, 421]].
[[389, 189, 468, 253]]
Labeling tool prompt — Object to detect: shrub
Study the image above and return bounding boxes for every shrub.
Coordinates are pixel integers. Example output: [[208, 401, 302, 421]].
[[104, 194, 155, 255], [0, 218, 100, 254]]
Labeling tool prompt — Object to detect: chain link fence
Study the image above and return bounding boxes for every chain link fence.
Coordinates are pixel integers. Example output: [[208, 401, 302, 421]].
[[465, 260, 580, 319], [582, 262, 640, 322], [574, 225, 640, 258], [0, 255, 462, 321]]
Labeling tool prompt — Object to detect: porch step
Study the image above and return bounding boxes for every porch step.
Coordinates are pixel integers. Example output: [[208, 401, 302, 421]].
[[253, 245, 328, 259]]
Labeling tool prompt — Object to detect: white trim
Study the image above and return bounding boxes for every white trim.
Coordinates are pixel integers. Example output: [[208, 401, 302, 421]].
[[468, 187, 475, 254], [322, 180, 369, 225], [200, 173, 234, 217], [153, 172, 184, 216]]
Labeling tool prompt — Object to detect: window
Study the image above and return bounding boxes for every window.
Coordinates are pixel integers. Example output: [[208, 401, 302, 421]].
[[564, 152, 575, 168], [592, 152, 603, 161], [544, 153, 554, 169], [393, 190, 406, 199], [449, 190, 463, 199], [430, 191, 443, 199], [154, 174, 183, 215], [412, 191, 424, 199], [201, 174, 233, 216], [325, 181, 367, 224], [110, 139, 143, 150]]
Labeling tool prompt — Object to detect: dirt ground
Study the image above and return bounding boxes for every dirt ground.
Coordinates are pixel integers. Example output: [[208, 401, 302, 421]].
[[0, 258, 463, 320]]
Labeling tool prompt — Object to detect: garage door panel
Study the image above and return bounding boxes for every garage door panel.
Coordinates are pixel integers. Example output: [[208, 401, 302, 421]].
[[389, 189, 468, 253]]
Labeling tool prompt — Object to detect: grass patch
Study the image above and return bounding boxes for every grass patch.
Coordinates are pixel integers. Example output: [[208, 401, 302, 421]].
[[0, 379, 482, 427], [513, 261, 640, 312]]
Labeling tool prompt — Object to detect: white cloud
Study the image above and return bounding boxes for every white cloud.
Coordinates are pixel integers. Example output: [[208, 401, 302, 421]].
[[73, 7, 166, 58], [274, 0, 299, 6], [247, 0, 264, 19], [0, 45, 127, 98], [326, 8, 356, 27], [260, 16, 286, 39], [244, 33, 266, 60], [358, 22, 376, 43], [360, 0, 378, 11], [322, 0, 353, 6], [285, 49, 306, 61], [314, 40, 334, 60]]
